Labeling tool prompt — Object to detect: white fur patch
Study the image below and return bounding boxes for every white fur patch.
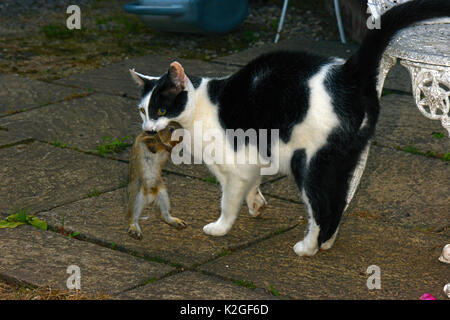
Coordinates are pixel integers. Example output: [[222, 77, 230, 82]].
[[293, 190, 320, 256], [275, 62, 341, 176]]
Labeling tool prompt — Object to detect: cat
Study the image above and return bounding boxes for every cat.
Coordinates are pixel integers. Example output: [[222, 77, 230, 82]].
[[129, 0, 450, 256], [126, 122, 186, 240]]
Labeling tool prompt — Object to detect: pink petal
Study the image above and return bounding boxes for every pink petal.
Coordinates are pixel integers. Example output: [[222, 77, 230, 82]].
[[420, 293, 436, 300]]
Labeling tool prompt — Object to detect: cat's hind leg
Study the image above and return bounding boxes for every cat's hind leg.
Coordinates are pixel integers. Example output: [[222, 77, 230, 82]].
[[203, 173, 253, 236], [292, 147, 359, 256]]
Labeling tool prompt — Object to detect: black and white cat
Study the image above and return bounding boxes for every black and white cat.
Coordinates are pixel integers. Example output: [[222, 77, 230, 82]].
[[129, 0, 449, 256]]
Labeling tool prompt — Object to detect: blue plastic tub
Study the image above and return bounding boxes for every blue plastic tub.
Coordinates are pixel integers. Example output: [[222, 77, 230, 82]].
[[123, 0, 249, 34]]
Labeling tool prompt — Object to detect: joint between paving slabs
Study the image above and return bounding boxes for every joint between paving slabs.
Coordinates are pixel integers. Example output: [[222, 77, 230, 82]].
[[372, 141, 449, 162], [45, 80, 141, 101], [32, 138, 131, 165], [0, 92, 95, 120], [114, 268, 185, 297], [195, 269, 289, 299], [185, 222, 302, 271], [0, 138, 34, 150], [41, 210, 301, 278]]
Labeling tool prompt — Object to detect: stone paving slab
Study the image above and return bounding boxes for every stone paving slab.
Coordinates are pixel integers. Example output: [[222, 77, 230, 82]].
[[261, 177, 300, 204], [118, 271, 275, 300], [56, 55, 238, 99], [213, 37, 411, 94], [0, 93, 140, 152], [347, 145, 449, 233], [214, 38, 358, 66], [0, 141, 127, 215], [199, 216, 449, 300], [37, 174, 305, 268], [262, 145, 449, 233], [0, 129, 31, 148], [375, 94, 450, 155], [0, 75, 88, 116], [0, 225, 173, 296]]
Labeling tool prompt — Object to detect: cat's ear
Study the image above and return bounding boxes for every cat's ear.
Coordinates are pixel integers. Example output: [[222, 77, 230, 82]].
[[129, 69, 158, 88], [168, 61, 187, 91]]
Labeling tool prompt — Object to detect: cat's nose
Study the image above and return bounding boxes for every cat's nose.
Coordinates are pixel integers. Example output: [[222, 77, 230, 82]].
[[145, 130, 157, 135]]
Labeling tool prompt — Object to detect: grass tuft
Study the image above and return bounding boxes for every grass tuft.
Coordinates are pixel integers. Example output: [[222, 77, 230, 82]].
[[96, 136, 131, 156]]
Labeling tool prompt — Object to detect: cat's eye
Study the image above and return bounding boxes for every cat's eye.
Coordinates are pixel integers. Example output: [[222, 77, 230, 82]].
[[140, 107, 146, 115], [158, 107, 167, 116], [169, 127, 175, 133]]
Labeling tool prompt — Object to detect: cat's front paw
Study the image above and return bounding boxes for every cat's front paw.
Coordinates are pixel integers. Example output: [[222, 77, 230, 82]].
[[293, 240, 318, 257], [203, 222, 229, 236], [127, 225, 143, 240]]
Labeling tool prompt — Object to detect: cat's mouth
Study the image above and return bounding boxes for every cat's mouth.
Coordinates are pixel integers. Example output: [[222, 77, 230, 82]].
[[145, 130, 157, 136]]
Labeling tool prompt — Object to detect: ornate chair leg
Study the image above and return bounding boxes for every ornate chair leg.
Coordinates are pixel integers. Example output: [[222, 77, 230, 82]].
[[400, 60, 450, 137], [377, 54, 398, 97]]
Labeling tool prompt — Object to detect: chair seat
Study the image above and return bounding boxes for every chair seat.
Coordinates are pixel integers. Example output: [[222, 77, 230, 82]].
[[385, 23, 450, 67]]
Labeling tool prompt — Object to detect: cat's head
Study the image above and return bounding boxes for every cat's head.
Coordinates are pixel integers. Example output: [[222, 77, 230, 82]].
[[130, 62, 195, 133]]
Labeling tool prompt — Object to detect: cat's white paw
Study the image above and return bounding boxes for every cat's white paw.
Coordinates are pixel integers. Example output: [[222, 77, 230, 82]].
[[293, 240, 318, 257], [203, 222, 229, 236], [249, 190, 267, 217]]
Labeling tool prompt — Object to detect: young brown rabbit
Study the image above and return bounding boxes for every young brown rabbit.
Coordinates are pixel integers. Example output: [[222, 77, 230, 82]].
[[126, 121, 185, 240]]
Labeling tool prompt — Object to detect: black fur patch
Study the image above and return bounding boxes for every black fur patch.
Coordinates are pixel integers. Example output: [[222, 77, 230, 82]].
[[208, 51, 332, 147], [147, 74, 188, 120], [188, 74, 202, 89]]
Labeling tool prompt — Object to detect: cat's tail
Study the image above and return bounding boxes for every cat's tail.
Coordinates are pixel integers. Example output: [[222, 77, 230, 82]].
[[343, 0, 450, 93]]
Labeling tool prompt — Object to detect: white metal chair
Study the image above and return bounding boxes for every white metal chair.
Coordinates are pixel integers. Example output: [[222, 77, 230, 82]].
[[348, 0, 449, 209], [274, 0, 347, 44]]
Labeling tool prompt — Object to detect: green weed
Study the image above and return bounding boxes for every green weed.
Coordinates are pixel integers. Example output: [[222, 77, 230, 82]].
[[87, 188, 101, 198], [41, 24, 79, 40], [269, 285, 279, 297], [0, 208, 47, 230], [233, 279, 256, 290], [96, 136, 131, 156], [432, 132, 445, 139]]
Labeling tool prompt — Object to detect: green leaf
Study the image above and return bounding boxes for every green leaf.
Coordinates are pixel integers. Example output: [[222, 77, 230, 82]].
[[0, 220, 26, 228], [28, 216, 48, 230], [69, 231, 80, 238]]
